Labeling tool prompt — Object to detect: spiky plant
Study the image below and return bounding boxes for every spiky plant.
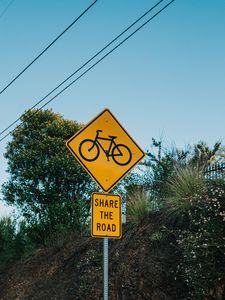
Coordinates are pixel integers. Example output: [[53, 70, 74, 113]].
[[166, 165, 206, 217], [126, 188, 153, 225]]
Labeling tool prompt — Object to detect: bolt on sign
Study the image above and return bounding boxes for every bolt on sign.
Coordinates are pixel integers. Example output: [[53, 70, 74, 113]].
[[92, 192, 121, 238], [66, 108, 145, 192]]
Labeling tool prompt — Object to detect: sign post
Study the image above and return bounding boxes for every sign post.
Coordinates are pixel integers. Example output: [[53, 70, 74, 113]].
[[66, 108, 145, 300], [91, 192, 121, 300], [103, 237, 108, 300]]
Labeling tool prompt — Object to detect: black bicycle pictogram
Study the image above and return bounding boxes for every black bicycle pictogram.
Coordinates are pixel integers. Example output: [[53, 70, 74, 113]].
[[79, 130, 132, 166]]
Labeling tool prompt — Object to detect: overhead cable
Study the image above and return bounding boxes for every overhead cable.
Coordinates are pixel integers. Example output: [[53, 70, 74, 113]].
[[0, 0, 15, 20], [0, 0, 175, 143], [0, 0, 164, 138], [0, 0, 98, 95]]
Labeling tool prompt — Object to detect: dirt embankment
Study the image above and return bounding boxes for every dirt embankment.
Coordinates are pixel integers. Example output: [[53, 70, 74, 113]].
[[0, 216, 180, 300]]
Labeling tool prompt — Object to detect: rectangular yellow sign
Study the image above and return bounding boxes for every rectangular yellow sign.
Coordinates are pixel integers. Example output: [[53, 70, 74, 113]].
[[91, 192, 122, 238]]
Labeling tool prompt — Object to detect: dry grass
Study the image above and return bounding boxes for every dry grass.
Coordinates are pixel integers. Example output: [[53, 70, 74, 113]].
[[126, 188, 153, 225]]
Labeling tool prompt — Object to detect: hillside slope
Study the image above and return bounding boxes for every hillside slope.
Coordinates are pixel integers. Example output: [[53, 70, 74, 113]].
[[0, 216, 181, 300]]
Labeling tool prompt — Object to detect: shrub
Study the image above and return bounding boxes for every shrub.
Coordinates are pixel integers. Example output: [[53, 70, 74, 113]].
[[174, 181, 225, 299], [0, 217, 35, 270], [126, 187, 153, 225], [165, 166, 206, 225]]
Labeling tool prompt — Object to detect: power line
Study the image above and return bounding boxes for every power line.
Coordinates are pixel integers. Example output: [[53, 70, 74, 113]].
[[0, 0, 98, 95], [0, 0, 175, 143], [0, 0, 15, 20], [0, 0, 164, 138], [0, 0, 174, 142]]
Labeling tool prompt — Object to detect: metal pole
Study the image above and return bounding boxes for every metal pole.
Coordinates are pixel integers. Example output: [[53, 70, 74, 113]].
[[103, 237, 108, 300]]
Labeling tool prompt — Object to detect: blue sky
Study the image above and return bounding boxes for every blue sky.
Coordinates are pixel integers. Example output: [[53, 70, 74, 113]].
[[0, 0, 225, 216]]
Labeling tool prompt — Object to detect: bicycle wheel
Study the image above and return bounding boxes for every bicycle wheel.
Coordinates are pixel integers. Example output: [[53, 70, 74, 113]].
[[112, 144, 132, 166], [79, 139, 100, 162]]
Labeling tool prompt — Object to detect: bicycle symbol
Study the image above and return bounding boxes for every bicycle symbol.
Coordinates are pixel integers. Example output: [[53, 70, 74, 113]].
[[79, 130, 132, 166]]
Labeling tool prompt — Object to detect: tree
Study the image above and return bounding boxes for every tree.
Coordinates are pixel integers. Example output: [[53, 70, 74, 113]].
[[190, 141, 221, 167], [2, 109, 92, 241]]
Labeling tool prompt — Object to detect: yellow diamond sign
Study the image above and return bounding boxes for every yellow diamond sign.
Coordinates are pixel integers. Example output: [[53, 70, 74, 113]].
[[66, 108, 145, 192]]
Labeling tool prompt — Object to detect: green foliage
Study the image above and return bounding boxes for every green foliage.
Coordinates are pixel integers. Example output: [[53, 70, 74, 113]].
[[144, 139, 222, 208], [143, 139, 225, 299], [26, 199, 90, 245], [2, 109, 92, 243], [190, 141, 221, 167], [174, 181, 225, 299], [0, 217, 35, 270], [144, 138, 190, 208]]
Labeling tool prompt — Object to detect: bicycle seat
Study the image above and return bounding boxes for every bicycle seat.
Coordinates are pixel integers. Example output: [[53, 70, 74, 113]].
[[108, 135, 117, 139]]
